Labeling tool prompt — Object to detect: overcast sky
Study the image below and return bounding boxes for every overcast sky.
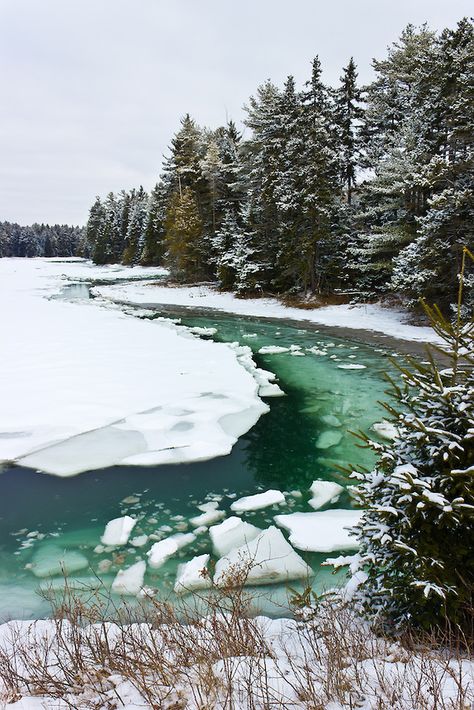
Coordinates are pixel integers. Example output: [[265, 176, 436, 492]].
[[0, 0, 472, 226]]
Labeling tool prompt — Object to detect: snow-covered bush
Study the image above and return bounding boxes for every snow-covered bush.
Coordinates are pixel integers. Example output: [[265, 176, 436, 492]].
[[349, 249, 474, 631]]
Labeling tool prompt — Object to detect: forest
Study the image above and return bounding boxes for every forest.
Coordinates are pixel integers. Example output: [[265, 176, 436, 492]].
[[0, 221, 83, 258], [84, 19, 474, 311]]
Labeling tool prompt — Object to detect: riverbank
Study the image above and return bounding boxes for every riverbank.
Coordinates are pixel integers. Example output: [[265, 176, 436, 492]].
[[94, 280, 443, 359]]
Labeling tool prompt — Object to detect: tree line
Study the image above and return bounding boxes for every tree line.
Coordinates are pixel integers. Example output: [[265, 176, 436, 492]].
[[0, 221, 83, 259], [84, 18, 472, 309]]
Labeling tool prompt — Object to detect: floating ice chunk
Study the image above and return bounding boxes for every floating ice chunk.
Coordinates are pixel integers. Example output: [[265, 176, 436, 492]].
[[315, 431, 343, 449], [274, 509, 363, 553], [121, 495, 140, 504], [101, 516, 137, 546], [174, 554, 212, 594], [231, 490, 286, 513], [197, 501, 219, 513], [31, 544, 89, 578], [214, 526, 311, 586], [187, 326, 217, 337], [306, 347, 327, 356], [309, 480, 344, 510], [242, 333, 257, 338], [289, 345, 302, 352], [147, 538, 178, 568], [337, 364, 367, 370], [209, 517, 262, 557], [190, 509, 225, 527], [112, 560, 146, 596], [129, 535, 149, 548], [320, 414, 342, 428], [258, 346, 290, 355], [147, 533, 196, 569], [372, 420, 399, 440]]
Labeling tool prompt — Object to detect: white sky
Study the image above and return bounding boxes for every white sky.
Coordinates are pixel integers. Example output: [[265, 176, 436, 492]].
[[0, 0, 472, 226]]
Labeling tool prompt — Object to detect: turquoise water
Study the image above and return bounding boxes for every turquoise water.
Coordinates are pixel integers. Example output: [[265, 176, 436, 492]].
[[0, 304, 394, 619]]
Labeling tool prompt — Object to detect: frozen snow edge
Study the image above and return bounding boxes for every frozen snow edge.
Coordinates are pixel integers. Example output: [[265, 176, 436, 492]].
[[0, 259, 271, 476], [94, 281, 442, 344]]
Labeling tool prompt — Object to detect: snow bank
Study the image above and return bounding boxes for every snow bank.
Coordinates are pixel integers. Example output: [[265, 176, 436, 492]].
[[214, 526, 311, 586], [95, 281, 442, 343], [230, 490, 286, 513], [274, 509, 363, 553], [0, 259, 269, 476]]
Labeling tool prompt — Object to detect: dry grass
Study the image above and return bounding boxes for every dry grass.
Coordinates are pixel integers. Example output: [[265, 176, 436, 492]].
[[0, 578, 472, 709]]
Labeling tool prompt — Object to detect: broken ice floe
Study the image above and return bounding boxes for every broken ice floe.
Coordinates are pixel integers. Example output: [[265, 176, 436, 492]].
[[274, 509, 363, 553], [230, 490, 286, 513]]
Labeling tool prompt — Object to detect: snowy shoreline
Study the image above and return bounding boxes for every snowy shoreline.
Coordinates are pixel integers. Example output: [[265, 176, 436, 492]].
[[95, 280, 442, 347]]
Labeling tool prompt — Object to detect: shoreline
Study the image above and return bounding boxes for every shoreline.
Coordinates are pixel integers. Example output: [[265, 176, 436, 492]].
[[111, 297, 437, 360]]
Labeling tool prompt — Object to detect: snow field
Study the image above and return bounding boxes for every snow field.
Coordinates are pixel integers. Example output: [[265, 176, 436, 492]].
[[0, 259, 278, 475]]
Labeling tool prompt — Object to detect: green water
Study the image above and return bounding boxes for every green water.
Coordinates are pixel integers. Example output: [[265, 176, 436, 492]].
[[0, 307, 394, 619]]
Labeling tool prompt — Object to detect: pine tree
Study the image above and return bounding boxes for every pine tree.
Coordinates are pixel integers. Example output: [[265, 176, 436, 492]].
[[335, 57, 364, 205], [141, 183, 166, 265], [298, 57, 341, 293], [164, 187, 204, 281], [122, 187, 148, 264], [391, 19, 474, 309], [348, 248, 474, 631], [87, 197, 107, 264]]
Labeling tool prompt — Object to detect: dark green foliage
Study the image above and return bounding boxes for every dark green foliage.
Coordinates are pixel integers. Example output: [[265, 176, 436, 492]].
[[83, 17, 473, 313], [350, 249, 474, 631]]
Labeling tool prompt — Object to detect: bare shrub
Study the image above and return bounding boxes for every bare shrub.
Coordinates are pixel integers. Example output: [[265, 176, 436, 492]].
[[0, 578, 472, 708]]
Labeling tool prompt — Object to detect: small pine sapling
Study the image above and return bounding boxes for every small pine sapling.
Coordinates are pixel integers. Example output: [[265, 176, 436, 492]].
[[348, 247, 474, 632]]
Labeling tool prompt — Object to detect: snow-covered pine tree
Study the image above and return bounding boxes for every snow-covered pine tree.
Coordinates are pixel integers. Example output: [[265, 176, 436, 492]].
[[87, 197, 107, 264], [349, 248, 474, 631], [391, 18, 474, 310], [349, 25, 439, 295], [335, 57, 364, 206], [122, 187, 148, 264], [141, 182, 166, 265], [299, 57, 341, 293], [164, 186, 204, 281], [242, 79, 284, 288]]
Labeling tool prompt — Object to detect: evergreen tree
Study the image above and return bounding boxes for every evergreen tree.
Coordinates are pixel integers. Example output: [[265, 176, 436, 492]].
[[391, 19, 474, 309], [164, 187, 204, 281], [141, 183, 166, 265], [87, 197, 107, 264], [298, 57, 341, 293], [335, 57, 364, 205], [122, 187, 148, 264], [349, 249, 474, 631]]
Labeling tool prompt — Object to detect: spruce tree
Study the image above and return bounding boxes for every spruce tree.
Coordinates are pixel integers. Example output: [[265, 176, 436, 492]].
[[335, 57, 364, 205], [87, 197, 107, 264], [349, 248, 474, 631], [164, 187, 204, 281], [141, 183, 166, 265]]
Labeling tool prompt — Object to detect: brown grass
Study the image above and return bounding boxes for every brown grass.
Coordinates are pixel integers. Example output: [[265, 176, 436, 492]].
[[0, 576, 472, 709]]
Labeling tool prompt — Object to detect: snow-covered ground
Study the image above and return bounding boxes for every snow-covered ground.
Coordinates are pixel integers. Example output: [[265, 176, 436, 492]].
[[95, 281, 442, 344], [0, 612, 472, 709], [0, 259, 271, 476]]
